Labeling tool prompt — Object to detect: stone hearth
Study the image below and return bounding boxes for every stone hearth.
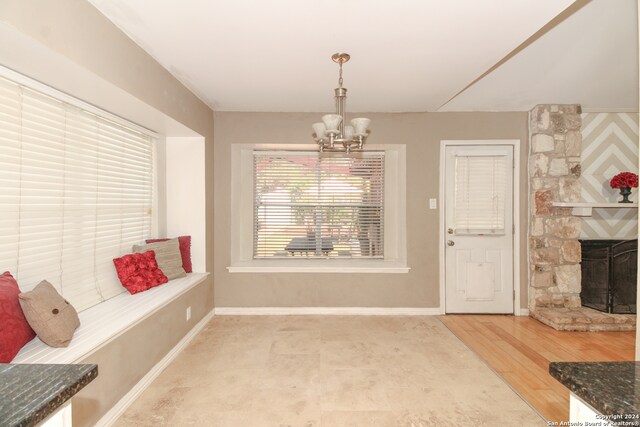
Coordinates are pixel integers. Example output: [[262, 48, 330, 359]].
[[532, 307, 636, 332]]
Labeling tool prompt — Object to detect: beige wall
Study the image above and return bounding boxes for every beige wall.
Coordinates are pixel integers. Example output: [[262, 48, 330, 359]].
[[74, 280, 211, 426], [214, 111, 529, 309], [0, 0, 216, 422]]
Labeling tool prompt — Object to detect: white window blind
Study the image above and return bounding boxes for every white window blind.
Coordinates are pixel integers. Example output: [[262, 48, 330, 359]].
[[253, 152, 384, 259], [454, 154, 507, 235], [0, 76, 154, 312]]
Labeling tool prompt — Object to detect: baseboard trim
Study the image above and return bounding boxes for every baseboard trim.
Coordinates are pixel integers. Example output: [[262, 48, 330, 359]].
[[518, 309, 530, 316], [214, 307, 441, 315], [95, 309, 215, 427]]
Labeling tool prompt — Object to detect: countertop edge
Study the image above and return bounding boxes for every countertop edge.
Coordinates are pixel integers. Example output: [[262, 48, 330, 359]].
[[549, 361, 639, 419], [2, 364, 98, 427]]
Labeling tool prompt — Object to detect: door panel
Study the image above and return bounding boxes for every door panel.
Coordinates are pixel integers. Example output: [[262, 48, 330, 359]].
[[444, 145, 514, 314], [465, 262, 495, 300]]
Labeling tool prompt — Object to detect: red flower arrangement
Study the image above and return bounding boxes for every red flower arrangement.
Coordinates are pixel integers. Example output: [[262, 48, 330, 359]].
[[610, 172, 639, 189]]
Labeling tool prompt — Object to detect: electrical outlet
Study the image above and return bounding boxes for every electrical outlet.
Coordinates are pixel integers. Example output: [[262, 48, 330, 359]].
[[186, 306, 191, 321], [429, 198, 437, 209]]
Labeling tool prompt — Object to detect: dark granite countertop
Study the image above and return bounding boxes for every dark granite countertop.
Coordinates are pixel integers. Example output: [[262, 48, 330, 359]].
[[550, 361, 640, 421], [0, 363, 98, 427]]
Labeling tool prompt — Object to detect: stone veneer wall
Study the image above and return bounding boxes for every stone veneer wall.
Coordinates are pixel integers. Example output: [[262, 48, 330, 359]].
[[529, 105, 583, 311]]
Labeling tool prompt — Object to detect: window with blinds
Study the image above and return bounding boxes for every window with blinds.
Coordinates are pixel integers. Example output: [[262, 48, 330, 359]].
[[0, 76, 154, 312], [253, 152, 384, 259], [454, 154, 507, 235]]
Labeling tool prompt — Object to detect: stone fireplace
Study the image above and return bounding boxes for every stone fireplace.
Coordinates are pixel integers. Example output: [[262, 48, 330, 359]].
[[529, 105, 583, 310], [527, 104, 636, 331]]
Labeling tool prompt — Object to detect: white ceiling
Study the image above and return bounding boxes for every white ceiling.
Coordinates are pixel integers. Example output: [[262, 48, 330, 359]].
[[441, 0, 639, 112], [88, 0, 638, 113]]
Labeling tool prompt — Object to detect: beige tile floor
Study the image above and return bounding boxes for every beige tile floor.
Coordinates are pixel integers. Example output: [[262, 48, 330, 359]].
[[115, 316, 546, 426]]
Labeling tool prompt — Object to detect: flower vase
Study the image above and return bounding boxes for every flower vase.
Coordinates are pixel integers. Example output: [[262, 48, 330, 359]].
[[619, 186, 633, 203]]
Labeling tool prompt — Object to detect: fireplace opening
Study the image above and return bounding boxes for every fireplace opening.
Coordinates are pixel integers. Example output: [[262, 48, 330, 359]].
[[580, 239, 637, 314]]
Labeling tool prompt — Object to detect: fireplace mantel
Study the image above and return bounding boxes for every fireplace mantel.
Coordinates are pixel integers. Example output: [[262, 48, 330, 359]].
[[552, 201, 639, 217]]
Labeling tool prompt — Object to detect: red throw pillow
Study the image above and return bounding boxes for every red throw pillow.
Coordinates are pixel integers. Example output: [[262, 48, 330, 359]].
[[113, 251, 168, 294], [0, 272, 36, 362], [146, 236, 192, 273]]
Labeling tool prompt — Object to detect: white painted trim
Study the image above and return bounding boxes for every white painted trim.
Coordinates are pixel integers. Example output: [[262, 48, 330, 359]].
[[517, 309, 530, 316], [438, 140, 447, 314], [165, 137, 207, 272], [230, 143, 408, 272], [581, 107, 639, 113], [213, 307, 440, 315], [513, 140, 522, 315], [439, 140, 521, 315], [95, 310, 215, 427], [439, 144, 447, 315], [227, 266, 410, 273], [551, 201, 639, 217]]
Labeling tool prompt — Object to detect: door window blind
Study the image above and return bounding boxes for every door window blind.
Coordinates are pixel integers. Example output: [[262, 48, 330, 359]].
[[454, 154, 507, 235], [253, 152, 384, 258], [0, 76, 154, 312]]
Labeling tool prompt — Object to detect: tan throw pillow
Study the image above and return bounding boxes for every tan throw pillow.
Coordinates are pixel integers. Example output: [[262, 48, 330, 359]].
[[18, 281, 80, 348], [132, 238, 186, 280]]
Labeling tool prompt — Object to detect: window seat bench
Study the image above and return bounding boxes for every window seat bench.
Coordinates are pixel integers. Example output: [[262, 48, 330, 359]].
[[13, 273, 210, 364]]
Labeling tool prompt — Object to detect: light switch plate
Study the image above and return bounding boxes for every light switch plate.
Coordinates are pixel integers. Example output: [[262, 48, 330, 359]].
[[429, 198, 437, 209]]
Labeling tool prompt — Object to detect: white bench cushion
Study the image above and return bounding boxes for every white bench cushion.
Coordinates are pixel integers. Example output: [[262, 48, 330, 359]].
[[13, 273, 209, 364]]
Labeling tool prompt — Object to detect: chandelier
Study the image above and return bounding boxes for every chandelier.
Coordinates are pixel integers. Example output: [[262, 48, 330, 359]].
[[312, 53, 370, 152]]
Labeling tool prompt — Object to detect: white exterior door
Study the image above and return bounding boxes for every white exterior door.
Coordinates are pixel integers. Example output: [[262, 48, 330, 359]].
[[444, 145, 514, 313]]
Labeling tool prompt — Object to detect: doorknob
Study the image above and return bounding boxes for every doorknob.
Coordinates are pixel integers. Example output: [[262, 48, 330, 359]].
[[447, 240, 455, 246]]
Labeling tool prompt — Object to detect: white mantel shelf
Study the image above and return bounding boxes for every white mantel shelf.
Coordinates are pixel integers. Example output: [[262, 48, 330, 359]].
[[552, 201, 639, 217]]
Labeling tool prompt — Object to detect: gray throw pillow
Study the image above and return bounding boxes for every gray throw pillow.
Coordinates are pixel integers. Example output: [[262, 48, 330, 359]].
[[19, 281, 80, 348], [132, 238, 186, 280]]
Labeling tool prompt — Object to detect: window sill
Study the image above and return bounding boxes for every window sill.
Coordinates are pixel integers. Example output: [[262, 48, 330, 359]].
[[227, 260, 410, 273]]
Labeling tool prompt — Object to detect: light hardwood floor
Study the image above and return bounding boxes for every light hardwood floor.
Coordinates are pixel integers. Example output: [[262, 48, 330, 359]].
[[440, 315, 636, 423]]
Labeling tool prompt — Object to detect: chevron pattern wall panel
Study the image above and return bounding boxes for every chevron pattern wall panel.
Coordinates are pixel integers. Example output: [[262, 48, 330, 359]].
[[580, 113, 639, 239]]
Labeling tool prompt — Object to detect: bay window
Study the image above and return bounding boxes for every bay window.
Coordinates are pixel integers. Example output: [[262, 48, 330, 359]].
[[0, 72, 156, 311]]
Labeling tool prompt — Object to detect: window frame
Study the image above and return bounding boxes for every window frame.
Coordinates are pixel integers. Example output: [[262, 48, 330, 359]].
[[228, 144, 409, 273]]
